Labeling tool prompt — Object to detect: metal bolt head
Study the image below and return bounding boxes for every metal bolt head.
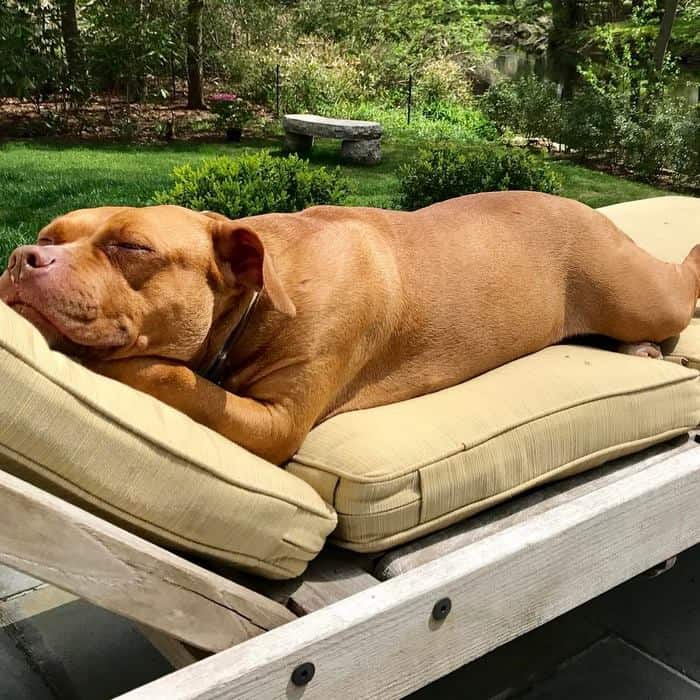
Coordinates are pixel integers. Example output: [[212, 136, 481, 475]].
[[291, 661, 315, 686], [432, 597, 452, 621]]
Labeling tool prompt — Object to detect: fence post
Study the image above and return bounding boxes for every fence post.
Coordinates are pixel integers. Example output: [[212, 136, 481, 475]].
[[407, 73, 413, 125], [275, 64, 281, 119]]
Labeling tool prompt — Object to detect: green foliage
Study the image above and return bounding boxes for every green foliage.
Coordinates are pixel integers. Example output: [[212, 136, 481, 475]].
[[0, 1, 63, 100], [212, 1, 492, 110], [397, 142, 561, 210], [326, 100, 497, 142], [209, 94, 254, 129], [294, 0, 491, 74], [482, 76, 562, 140], [559, 86, 620, 158], [154, 152, 350, 218], [672, 104, 700, 186], [481, 27, 700, 185], [82, 0, 184, 100], [0, 140, 679, 269]]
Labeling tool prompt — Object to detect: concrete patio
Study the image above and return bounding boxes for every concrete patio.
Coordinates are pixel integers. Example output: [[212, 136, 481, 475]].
[[2, 541, 700, 699]]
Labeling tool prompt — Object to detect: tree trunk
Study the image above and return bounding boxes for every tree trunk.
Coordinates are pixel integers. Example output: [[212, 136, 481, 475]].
[[186, 0, 205, 109], [58, 0, 83, 89], [654, 0, 679, 70]]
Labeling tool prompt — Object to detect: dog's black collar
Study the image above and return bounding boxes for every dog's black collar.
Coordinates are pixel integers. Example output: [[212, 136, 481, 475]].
[[200, 290, 261, 386]]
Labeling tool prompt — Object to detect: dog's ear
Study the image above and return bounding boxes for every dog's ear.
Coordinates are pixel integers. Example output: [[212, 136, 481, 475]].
[[211, 222, 296, 317]]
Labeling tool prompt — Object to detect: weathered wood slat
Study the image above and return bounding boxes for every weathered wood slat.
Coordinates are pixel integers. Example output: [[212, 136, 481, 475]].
[[286, 549, 379, 615], [376, 435, 695, 579], [0, 468, 295, 652], [116, 445, 700, 700], [137, 625, 206, 669]]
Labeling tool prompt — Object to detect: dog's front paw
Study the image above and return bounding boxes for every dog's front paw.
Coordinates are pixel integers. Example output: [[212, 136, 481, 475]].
[[617, 341, 663, 359]]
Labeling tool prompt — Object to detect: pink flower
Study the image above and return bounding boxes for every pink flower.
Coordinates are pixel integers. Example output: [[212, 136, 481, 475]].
[[210, 93, 239, 102]]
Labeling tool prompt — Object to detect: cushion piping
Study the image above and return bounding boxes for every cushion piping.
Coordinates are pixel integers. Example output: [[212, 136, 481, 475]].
[[0, 342, 333, 521], [292, 369, 699, 483], [0, 441, 318, 579], [330, 425, 694, 551]]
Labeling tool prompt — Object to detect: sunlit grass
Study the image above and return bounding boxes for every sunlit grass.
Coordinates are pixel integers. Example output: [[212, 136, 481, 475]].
[[0, 137, 685, 267]]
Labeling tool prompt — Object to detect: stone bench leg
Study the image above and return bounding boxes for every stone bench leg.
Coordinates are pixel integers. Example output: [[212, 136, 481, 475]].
[[341, 138, 382, 165], [284, 131, 314, 154]]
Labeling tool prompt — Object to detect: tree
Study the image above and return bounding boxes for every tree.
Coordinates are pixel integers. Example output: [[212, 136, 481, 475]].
[[654, 0, 679, 70], [186, 0, 205, 109], [58, 0, 84, 91]]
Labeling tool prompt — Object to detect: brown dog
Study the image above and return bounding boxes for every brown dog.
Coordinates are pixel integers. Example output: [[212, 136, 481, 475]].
[[1, 192, 698, 464]]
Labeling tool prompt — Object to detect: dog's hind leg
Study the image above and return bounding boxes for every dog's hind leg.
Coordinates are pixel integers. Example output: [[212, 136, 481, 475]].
[[579, 224, 700, 346]]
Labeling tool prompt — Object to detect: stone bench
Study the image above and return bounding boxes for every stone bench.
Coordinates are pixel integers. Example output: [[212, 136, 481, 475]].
[[282, 114, 383, 164]]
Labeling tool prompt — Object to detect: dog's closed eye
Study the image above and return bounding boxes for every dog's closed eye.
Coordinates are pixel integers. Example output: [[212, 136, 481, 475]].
[[105, 241, 154, 253]]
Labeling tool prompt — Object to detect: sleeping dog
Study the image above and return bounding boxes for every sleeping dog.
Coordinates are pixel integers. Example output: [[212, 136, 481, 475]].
[[1, 191, 698, 463]]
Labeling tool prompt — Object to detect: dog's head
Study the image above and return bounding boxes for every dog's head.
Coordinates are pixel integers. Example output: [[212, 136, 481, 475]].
[[0, 205, 294, 363]]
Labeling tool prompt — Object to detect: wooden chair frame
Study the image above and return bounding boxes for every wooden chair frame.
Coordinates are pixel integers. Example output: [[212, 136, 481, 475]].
[[1, 433, 699, 699]]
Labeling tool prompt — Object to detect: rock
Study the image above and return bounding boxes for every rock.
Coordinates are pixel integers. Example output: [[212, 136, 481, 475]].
[[341, 138, 382, 165], [282, 114, 383, 165], [284, 131, 313, 153], [283, 114, 382, 140]]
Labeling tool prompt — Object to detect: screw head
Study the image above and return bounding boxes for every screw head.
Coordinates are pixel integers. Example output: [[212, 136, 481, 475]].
[[432, 597, 452, 621], [291, 661, 315, 686]]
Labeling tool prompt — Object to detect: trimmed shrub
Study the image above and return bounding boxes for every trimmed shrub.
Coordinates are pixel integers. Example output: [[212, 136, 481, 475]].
[[397, 142, 561, 210], [154, 152, 350, 218]]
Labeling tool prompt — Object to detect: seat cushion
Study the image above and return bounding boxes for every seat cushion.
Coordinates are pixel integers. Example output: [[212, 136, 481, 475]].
[[598, 196, 700, 264], [0, 301, 336, 579], [288, 345, 700, 551], [600, 196, 700, 369], [288, 197, 700, 552]]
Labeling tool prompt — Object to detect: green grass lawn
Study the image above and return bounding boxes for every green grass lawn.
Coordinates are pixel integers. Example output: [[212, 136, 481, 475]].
[[0, 137, 684, 267]]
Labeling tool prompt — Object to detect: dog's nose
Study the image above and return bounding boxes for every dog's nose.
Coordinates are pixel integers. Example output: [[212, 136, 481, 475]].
[[9, 245, 56, 278]]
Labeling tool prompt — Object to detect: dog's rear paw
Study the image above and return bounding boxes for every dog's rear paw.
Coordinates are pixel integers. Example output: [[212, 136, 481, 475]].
[[617, 341, 663, 359]]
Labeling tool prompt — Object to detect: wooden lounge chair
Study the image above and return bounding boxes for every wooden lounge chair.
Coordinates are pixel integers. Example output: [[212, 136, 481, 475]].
[[1, 433, 699, 699], [1, 196, 699, 698]]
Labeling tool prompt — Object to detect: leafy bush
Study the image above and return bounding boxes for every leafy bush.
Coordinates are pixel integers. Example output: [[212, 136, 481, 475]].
[[672, 103, 700, 186], [154, 152, 350, 219], [326, 100, 496, 142], [481, 76, 562, 142], [397, 142, 561, 210], [209, 93, 254, 129], [616, 100, 684, 182], [559, 86, 622, 160]]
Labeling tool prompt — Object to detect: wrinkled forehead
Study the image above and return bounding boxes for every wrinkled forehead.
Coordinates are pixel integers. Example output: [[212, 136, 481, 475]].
[[40, 206, 213, 254], [40, 207, 126, 243]]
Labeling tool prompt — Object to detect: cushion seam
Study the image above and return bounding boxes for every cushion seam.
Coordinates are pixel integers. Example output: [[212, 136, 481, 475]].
[[0, 441, 305, 577], [291, 374, 699, 483], [332, 425, 696, 545]]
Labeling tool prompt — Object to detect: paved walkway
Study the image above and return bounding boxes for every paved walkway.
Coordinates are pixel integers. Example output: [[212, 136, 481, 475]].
[[2, 543, 700, 699]]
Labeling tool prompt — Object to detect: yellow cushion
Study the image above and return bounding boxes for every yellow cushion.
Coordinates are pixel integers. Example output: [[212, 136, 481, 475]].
[[289, 345, 700, 551], [285, 196, 700, 552], [598, 196, 700, 264], [600, 196, 700, 368], [0, 301, 336, 579]]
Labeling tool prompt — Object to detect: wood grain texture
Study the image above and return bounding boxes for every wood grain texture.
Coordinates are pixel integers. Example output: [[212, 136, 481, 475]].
[[0, 468, 295, 652], [286, 550, 379, 615], [376, 435, 695, 579], [116, 445, 700, 700]]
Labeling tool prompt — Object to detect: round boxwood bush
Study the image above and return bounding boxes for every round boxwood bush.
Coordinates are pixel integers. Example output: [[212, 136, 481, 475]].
[[154, 151, 350, 218], [397, 142, 561, 210]]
